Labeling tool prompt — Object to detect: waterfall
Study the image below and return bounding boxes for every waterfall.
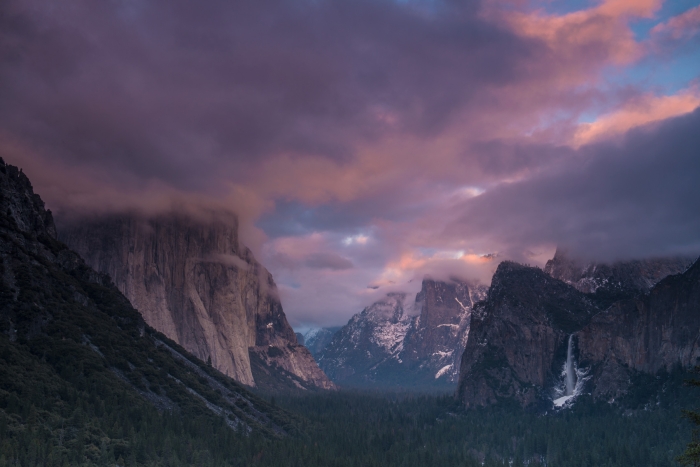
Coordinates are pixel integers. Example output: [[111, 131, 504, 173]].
[[565, 334, 576, 396], [554, 334, 587, 407]]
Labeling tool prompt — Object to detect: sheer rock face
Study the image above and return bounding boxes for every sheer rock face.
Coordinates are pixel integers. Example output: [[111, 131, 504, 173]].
[[60, 214, 333, 389], [577, 259, 700, 398], [402, 279, 487, 378], [457, 258, 700, 408], [319, 279, 487, 388], [457, 262, 599, 408]]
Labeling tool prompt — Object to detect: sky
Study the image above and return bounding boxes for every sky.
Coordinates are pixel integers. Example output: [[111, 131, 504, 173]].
[[1, 0, 699, 330]]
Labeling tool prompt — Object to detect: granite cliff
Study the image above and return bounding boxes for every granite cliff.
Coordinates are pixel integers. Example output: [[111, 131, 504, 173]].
[[577, 258, 700, 399], [457, 258, 700, 408], [60, 214, 333, 390], [0, 159, 296, 463], [457, 262, 599, 407], [319, 279, 487, 388]]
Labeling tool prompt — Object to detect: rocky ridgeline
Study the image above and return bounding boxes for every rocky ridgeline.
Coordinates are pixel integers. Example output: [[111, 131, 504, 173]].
[[60, 212, 333, 390], [302, 327, 342, 358], [0, 158, 291, 437], [318, 279, 487, 388], [545, 248, 693, 306], [458, 256, 700, 408]]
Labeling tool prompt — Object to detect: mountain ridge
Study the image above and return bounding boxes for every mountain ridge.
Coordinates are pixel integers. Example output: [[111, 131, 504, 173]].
[[457, 257, 700, 408], [0, 158, 299, 464], [60, 213, 333, 390], [319, 279, 487, 388]]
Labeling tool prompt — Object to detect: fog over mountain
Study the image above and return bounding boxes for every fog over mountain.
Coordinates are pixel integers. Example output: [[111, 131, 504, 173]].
[[1, 0, 699, 328], [3, 2, 700, 465]]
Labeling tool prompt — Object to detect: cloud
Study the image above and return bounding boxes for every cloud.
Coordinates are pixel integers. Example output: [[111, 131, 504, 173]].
[[372, 250, 499, 287], [495, 0, 662, 78], [572, 88, 700, 146], [2, 0, 698, 328], [1, 0, 656, 213], [651, 5, 700, 41], [0, 0, 540, 203], [446, 106, 700, 262], [206, 254, 250, 271], [304, 252, 354, 270]]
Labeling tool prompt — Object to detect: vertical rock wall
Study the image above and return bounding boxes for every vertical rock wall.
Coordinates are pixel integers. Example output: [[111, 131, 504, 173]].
[[61, 214, 333, 389]]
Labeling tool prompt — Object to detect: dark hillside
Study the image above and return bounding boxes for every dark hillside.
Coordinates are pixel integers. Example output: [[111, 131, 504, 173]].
[[0, 159, 298, 466]]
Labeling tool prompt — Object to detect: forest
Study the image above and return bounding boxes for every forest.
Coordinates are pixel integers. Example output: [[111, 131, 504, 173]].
[[1, 358, 698, 467]]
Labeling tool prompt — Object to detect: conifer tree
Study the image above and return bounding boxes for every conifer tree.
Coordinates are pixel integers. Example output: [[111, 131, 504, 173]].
[[679, 371, 700, 466]]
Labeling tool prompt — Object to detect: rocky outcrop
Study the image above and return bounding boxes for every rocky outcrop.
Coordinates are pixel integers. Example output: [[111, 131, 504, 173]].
[[319, 278, 487, 388], [402, 279, 487, 380], [60, 214, 333, 390], [457, 262, 599, 408], [457, 258, 700, 408], [577, 258, 700, 399]]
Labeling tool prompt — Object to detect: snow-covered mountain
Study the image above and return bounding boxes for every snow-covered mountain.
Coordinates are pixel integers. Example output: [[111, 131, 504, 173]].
[[318, 279, 487, 389], [302, 327, 342, 358], [544, 248, 693, 307]]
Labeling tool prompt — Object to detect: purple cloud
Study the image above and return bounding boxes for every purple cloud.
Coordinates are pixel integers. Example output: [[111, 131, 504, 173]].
[[446, 108, 700, 262]]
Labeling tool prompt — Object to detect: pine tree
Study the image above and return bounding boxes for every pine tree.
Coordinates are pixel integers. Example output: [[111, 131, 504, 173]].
[[679, 370, 700, 466]]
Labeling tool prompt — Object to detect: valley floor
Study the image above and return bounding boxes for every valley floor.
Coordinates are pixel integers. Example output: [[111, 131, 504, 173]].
[[267, 371, 695, 467], [2, 369, 697, 466]]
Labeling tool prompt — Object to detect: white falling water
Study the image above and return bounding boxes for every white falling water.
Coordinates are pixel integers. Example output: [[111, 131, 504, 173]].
[[554, 334, 587, 408], [564, 334, 576, 396]]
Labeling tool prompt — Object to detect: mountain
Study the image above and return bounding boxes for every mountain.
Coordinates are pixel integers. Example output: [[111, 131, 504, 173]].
[[544, 248, 693, 307], [302, 327, 342, 358], [317, 292, 411, 387], [60, 214, 333, 391], [577, 257, 700, 399], [318, 279, 487, 389], [457, 262, 599, 408], [0, 159, 297, 464], [402, 279, 488, 379], [457, 258, 700, 409]]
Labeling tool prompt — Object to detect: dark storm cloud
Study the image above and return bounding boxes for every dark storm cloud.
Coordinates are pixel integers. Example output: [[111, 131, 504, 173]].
[[0, 0, 539, 196], [469, 140, 572, 178], [447, 107, 700, 261]]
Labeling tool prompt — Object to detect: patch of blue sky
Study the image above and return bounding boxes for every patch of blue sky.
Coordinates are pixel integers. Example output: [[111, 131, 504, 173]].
[[518, 0, 699, 36], [577, 110, 599, 124], [257, 200, 318, 238], [524, 106, 588, 134], [631, 0, 700, 41], [417, 247, 439, 257], [527, 0, 595, 15], [603, 47, 700, 95], [258, 199, 385, 241]]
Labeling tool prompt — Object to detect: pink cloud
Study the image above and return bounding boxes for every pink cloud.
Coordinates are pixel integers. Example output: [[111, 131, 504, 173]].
[[499, 0, 661, 80], [573, 88, 700, 145], [2, 0, 698, 328], [651, 4, 700, 40]]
